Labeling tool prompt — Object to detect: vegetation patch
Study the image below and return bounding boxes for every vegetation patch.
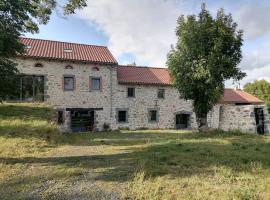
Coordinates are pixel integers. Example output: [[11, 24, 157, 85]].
[[1, 103, 270, 199]]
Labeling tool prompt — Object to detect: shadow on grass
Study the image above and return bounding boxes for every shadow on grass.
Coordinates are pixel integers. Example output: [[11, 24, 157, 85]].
[[1, 134, 270, 182]]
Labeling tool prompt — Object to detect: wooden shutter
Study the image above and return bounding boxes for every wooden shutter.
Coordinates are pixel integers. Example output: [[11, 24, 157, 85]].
[[73, 76, 76, 91], [100, 77, 103, 92], [62, 77, 64, 91], [89, 77, 92, 92]]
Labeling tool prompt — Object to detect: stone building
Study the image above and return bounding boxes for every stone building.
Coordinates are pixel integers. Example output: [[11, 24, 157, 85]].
[[11, 37, 270, 134]]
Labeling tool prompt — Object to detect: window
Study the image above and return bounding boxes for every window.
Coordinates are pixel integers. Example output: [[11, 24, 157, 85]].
[[118, 110, 127, 123], [127, 87, 135, 97], [64, 76, 74, 91], [149, 109, 158, 122], [92, 67, 100, 71], [34, 63, 43, 68], [65, 65, 73, 69], [91, 77, 101, 91], [63, 48, 72, 53], [6, 75, 44, 101], [158, 88, 165, 99], [57, 111, 64, 125]]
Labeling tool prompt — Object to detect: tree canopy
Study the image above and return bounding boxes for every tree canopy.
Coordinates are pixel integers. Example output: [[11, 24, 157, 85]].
[[244, 80, 270, 113], [167, 4, 246, 128], [0, 0, 86, 100]]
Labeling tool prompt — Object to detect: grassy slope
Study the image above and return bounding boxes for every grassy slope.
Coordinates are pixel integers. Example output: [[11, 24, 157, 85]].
[[0, 103, 270, 199]]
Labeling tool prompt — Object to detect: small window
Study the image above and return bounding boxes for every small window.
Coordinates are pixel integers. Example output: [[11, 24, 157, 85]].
[[34, 63, 43, 68], [64, 76, 74, 91], [64, 48, 72, 53], [127, 87, 135, 97], [25, 45, 32, 49], [91, 77, 101, 91], [57, 111, 64, 125], [149, 110, 158, 122], [118, 110, 127, 123], [158, 89, 165, 99], [65, 65, 73, 69], [92, 67, 100, 71]]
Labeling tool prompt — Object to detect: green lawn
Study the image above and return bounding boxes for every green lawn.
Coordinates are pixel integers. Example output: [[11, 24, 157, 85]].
[[1, 103, 270, 199]]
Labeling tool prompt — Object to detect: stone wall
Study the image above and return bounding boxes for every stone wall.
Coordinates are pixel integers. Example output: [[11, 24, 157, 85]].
[[207, 105, 221, 129], [111, 84, 197, 130], [218, 104, 270, 134], [16, 58, 114, 131], [15, 58, 197, 131]]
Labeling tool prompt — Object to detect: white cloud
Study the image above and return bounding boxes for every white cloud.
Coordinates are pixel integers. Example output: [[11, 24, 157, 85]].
[[78, 0, 270, 84], [79, 0, 189, 66], [234, 5, 270, 40]]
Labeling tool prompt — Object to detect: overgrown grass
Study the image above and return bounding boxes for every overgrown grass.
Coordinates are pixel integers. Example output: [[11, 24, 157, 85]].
[[1, 103, 270, 199]]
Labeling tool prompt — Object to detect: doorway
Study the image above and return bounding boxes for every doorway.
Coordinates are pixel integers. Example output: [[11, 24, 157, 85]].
[[175, 114, 189, 129], [255, 108, 265, 135], [70, 110, 95, 132]]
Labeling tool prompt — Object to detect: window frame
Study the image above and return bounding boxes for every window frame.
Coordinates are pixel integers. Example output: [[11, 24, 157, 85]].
[[90, 76, 102, 91], [63, 75, 75, 91], [57, 110, 65, 125], [148, 109, 159, 123], [157, 88, 165, 99], [127, 87, 135, 98], [116, 109, 128, 123]]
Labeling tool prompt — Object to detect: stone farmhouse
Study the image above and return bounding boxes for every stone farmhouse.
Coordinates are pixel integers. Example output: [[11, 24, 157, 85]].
[[11, 37, 270, 134]]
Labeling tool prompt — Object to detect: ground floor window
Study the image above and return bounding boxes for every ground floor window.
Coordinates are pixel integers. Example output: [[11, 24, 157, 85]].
[[175, 113, 189, 129], [148, 109, 158, 122], [57, 111, 64, 125], [6, 75, 44, 101], [117, 110, 128, 123]]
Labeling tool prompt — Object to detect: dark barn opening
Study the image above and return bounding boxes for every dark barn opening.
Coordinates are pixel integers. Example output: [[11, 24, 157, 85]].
[[175, 114, 189, 129], [255, 108, 265, 135], [70, 109, 95, 132]]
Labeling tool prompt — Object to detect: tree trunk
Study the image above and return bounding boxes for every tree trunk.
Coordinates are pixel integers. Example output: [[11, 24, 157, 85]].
[[196, 113, 208, 132]]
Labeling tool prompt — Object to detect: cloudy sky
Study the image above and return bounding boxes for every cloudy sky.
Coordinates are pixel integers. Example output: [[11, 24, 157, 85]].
[[25, 0, 270, 87]]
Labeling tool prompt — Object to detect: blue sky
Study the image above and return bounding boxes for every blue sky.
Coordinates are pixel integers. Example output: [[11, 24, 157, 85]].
[[25, 0, 270, 87]]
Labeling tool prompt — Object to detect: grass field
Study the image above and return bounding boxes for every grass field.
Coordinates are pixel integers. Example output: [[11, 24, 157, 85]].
[[1, 103, 270, 199]]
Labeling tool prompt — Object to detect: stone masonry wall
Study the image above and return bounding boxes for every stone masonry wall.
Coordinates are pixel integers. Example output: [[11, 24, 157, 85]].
[[111, 83, 197, 130], [16, 58, 114, 131], [15, 58, 197, 131], [218, 104, 270, 134]]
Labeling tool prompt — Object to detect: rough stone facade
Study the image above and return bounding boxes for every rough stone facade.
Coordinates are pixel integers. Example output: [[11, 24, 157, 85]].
[[15, 58, 269, 134]]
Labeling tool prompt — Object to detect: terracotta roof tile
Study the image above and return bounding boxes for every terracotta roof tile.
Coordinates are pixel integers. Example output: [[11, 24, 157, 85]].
[[220, 89, 263, 104], [117, 65, 171, 85], [19, 37, 117, 65], [117, 66, 264, 104]]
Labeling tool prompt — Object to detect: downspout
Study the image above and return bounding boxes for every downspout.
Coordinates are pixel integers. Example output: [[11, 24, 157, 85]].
[[109, 65, 113, 121]]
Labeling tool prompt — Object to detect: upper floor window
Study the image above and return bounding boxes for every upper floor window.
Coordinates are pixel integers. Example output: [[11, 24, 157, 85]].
[[34, 63, 43, 68], [157, 88, 165, 99], [65, 65, 73, 69], [63, 76, 75, 91], [92, 67, 100, 71], [90, 77, 101, 91], [127, 87, 135, 97]]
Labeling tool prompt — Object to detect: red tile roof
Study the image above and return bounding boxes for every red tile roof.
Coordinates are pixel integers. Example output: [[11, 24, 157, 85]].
[[220, 89, 263, 104], [19, 37, 117, 65], [117, 65, 171, 85], [117, 65, 264, 104]]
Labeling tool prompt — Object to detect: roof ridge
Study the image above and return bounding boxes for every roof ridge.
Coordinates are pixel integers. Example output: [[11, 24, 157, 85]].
[[118, 65, 167, 70], [20, 37, 108, 49]]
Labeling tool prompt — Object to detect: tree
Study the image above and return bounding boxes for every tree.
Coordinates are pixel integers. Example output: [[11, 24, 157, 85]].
[[167, 4, 246, 129], [0, 0, 86, 100], [244, 80, 270, 113]]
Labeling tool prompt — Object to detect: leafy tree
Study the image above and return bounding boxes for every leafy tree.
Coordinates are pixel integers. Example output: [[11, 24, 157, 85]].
[[0, 0, 86, 100], [244, 80, 270, 113], [167, 4, 246, 129]]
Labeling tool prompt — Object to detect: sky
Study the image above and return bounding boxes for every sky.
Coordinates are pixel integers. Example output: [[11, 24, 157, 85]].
[[25, 0, 270, 88]]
